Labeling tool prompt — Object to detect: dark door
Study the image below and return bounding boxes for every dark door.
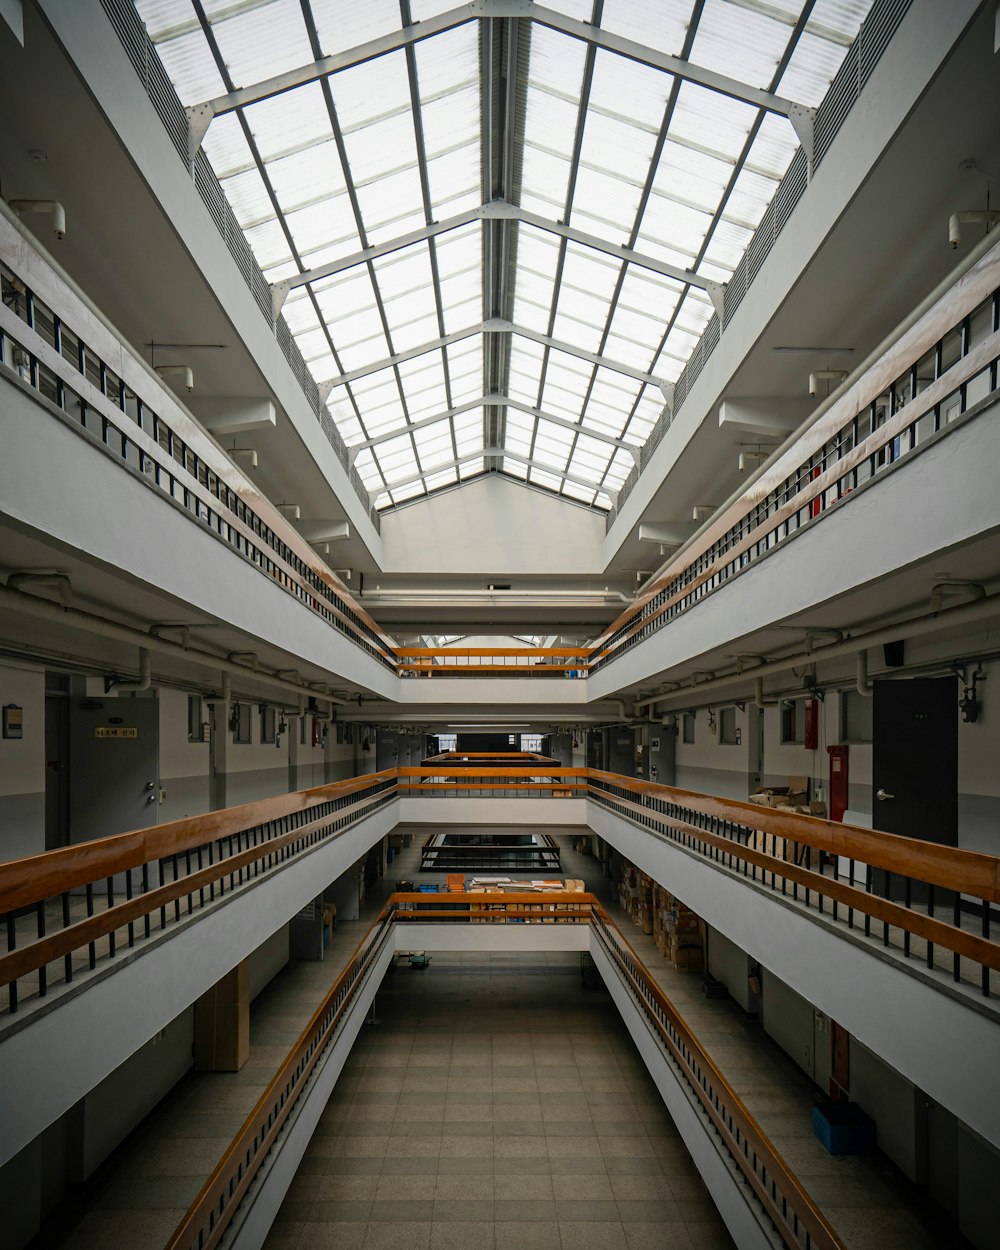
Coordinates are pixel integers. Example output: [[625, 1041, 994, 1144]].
[[68, 697, 160, 842], [871, 677, 957, 900]]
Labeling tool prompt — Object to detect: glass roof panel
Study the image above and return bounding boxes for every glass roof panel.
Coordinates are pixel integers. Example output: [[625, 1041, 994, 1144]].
[[140, 0, 874, 513]]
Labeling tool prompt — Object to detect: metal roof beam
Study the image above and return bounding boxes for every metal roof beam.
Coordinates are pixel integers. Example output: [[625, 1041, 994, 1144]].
[[185, 6, 476, 160], [349, 399, 486, 455], [495, 395, 640, 461], [350, 393, 639, 459], [323, 319, 673, 398], [529, 4, 815, 163], [323, 326, 482, 388], [507, 204, 726, 319], [271, 208, 483, 315], [485, 319, 673, 396], [372, 446, 618, 503], [271, 199, 723, 319]]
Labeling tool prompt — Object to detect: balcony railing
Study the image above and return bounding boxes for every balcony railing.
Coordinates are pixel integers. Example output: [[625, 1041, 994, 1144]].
[[0, 213, 397, 671], [590, 238, 1000, 673], [396, 647, 592, 676], [166, 891, 848, 1250], [0, 771, 396, 1016], [3, 769, 997, 1023]]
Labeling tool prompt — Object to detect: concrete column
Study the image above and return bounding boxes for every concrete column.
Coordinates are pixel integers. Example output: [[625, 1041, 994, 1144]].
[[193, 960, 249, 1072], [208, 695, 229, 811], [324, 718, 337, 783], [288, 717, 303, 793]]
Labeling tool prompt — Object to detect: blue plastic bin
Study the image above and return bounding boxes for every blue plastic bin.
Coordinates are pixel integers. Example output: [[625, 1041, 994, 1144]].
[[812, 1102, 876, 1155]]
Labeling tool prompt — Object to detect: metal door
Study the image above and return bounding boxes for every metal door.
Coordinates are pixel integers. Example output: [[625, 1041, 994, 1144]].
[[871, 677, 957, 900], [68, 697, 160, 843]]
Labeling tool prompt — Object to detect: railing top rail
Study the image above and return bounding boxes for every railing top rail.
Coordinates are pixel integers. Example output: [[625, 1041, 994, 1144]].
[[164, 903, 395, 1250], [0, 209, 396, 659], [0, 770, 398, 914], [588, 770, 1000, 903], [395, 647, 594, 657], [389, 892, 594, 904], [589, 236, 1000, 657], [167, 892, 845, 1250], [422, 752, 557, 761], [590, 903, 847, 1250], [399, 767, 586, 778]]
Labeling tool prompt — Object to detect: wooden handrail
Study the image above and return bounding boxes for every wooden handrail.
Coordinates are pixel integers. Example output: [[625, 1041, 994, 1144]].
[[399, 767, 587, 778], [588, 770, 1000, 903], [167, 893, 847, 1250], [590, 905, 846, 1250], [0, 229, 397, 661], [394, 646, 594, 657], [164, 905, 396, 1250], [0, 770, 398, 914], [590, 241, 1000, 659], [593, 789, 1000, 974]]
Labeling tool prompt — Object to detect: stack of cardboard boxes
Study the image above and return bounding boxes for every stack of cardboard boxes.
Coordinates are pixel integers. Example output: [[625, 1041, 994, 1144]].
[[617, 857, 705, 973], [748, 775, 827, 819], [653, 884, 703, 973], [618, 862, 654, 932]]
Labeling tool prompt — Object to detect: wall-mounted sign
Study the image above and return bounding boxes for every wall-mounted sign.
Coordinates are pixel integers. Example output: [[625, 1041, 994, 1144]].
[[3, 705, 23, 740], [94, 727, 138, 739]]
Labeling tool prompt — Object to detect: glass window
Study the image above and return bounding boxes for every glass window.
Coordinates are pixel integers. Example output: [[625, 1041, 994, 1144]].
[[233, 702, 252, 744], [682, 712, 695, 744]]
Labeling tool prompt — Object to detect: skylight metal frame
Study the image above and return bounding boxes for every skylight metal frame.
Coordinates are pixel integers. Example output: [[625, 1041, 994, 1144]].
[[140, 0, 873, 515]]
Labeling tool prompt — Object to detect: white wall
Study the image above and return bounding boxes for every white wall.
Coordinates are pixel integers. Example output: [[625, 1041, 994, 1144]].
[[0, 661, 45, 862], [674, 705, 750, 800], [378, 475, 606, 574]]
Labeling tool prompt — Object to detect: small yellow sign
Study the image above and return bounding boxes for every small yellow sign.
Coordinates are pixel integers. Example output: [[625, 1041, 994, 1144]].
[[94, 727, 138, 739]]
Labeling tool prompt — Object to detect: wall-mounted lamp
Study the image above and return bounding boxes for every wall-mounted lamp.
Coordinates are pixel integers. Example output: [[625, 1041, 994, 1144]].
[[808, 369, 848, 397], [155, 364, 194, 393], [9, 199, 66, 240]]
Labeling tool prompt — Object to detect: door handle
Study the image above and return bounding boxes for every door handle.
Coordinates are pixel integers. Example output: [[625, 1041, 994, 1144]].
[[876, 788, 895, 801]]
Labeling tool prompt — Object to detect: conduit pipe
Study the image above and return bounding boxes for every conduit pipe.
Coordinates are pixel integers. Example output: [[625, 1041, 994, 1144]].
[[108, 647, 151, 693], [635, 591, 1000, 712], [6, 572, 72, 606], [856, 651, 873, 698], [0, 582, 350, 706], [754, 677, 779, 709]]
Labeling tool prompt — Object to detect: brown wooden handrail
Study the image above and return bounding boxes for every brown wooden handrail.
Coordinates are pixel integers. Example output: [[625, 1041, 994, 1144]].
[[587, 770, 1000, 904], [164, 904, 397, 1250], [594, 788, 1000, 975], [0, 769, 398, 914], [590, 904, 846, 1250], [4, 767, 998, 1020], [399, 766, 587, 779], [589, 241, 1000, 661], [166, 894, 848, 1250], [394, 646, 594, 657]]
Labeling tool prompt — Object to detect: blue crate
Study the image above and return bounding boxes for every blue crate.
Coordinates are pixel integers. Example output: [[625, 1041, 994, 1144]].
[[812, 1102, 876, 1154]]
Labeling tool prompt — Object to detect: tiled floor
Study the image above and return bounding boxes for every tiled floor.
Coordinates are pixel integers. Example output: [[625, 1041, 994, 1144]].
[[262, 947, 734, 1250], [31, 836, 971, 1250]]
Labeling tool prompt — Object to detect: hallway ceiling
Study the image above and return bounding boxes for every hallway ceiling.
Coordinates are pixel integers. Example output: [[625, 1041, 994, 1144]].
[[134, 0, 871, 515]]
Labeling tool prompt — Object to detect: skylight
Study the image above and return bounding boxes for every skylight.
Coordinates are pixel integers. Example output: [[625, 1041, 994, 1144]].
[[135, 0, 873, 512]]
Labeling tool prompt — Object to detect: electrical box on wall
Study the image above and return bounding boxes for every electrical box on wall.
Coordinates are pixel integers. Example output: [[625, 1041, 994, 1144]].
[[2, 704, 23, 739]]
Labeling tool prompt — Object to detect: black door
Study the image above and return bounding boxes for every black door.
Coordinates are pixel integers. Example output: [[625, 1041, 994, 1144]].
[[871, 677, 957, 900]]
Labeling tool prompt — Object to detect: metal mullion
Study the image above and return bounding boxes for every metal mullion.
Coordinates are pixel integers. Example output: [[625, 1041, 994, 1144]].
[[480, 15, 496, 466], [193, 0, 378, 484], [492, 19, 520, 470], [401, 2, 457, 468], [529, 0, 603, 482], [591, 2, 815, 504], [555, 20, 696, 502], [297, 1, 396, 501]]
